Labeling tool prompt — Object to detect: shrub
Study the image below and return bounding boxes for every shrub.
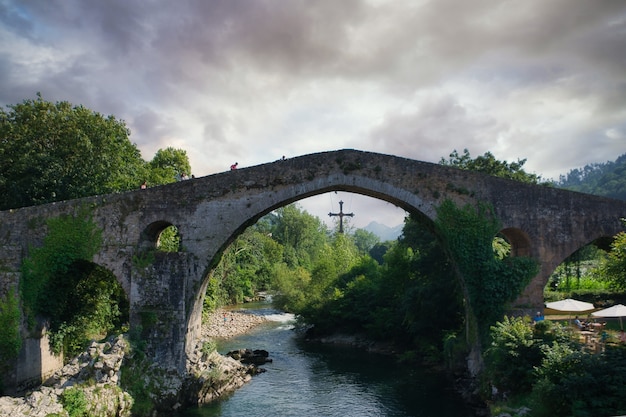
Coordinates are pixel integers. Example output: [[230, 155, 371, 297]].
[[59, 387, 88, 417], [532, 345, 626, 417], [484, 316, 543, 394]]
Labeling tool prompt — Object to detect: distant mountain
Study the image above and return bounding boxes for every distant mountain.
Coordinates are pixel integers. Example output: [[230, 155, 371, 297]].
[[364, 221, 403, 241]]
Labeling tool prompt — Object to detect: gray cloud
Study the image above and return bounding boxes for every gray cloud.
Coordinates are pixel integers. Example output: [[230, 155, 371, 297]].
[[1, 0, 625, 194]]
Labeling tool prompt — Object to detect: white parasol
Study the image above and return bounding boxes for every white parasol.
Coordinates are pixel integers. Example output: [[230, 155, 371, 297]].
[[545, 298, 595, 313], [591, 304, 626, 330]]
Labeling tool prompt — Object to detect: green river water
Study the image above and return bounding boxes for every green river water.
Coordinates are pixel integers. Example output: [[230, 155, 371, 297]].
[[180, 305, 480, 417]]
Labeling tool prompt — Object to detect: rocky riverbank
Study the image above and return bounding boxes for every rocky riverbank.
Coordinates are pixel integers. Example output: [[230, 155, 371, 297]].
[[0, 308, 269, 417], [202, 308, 268, 339], [0, 336, 133, 417]]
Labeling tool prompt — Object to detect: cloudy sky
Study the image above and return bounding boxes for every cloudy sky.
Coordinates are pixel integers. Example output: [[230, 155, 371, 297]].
[[1, 0, 625, 229]]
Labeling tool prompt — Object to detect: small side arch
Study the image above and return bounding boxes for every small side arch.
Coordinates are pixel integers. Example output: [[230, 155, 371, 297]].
[[138, 220, 182, 252], [499, 227, 532, 257]]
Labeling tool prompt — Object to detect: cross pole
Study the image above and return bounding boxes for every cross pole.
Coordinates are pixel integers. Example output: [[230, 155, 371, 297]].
[[328, 200, 354, 234]]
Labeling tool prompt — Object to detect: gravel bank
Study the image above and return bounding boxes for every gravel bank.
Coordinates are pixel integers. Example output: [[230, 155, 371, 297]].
[[202, 308, 268, 339]]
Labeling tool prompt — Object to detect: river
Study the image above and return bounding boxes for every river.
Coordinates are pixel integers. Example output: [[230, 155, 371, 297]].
[[181, 304, 478, 417]]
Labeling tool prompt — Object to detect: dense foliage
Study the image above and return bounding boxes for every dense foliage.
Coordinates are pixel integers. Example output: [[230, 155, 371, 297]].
[[20, 211, 128, 358], [207, 224, 283, 305], [602, 231, 626, 291], [0, 94, 144, 209], [556, 153, 626, 200], [440, 149, 548, 185], [0, 94, 192, 211], [485, 316, 626, 417], [547, 245, 609, 293], [0, 291, 21, 390], [147, 147, 192, 185]]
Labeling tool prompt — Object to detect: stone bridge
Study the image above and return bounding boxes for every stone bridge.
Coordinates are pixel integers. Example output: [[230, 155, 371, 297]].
[[1, 149, 625, 391]]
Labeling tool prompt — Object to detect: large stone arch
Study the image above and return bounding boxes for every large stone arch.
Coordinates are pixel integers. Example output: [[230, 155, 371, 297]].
[[179, 182, 437, 366]]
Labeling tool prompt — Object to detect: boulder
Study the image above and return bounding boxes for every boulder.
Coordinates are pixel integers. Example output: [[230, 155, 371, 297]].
[[227, 348, 273, 365]]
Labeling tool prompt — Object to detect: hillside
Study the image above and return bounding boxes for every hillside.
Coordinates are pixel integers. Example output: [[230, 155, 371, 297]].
[[556, 153, 626, 200]]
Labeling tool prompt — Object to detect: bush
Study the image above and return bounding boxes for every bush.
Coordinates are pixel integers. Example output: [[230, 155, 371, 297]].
[[532, 345, 626, 417], [486, 316, 626, 416], [59, 387, 88, 417], [484, 316, 543, 394]]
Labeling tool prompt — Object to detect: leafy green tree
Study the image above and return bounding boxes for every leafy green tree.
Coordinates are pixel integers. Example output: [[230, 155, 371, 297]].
[[369, 241, 393, 264], [271, 204, 329, 269], [301, 214, 464, 358], [0, 94, 193, 210], [344, 216, 463, 353], [440, 148, 547, 185], [147, 147, 192, 185], [0, 94, 147, 210], [270, 264, 311, 313], [204, 205, 329, 313], [351, 229, 380, 255], [295, 233, 361, 329], [208, 227, 285, 306], [602, 231, 626, 291]]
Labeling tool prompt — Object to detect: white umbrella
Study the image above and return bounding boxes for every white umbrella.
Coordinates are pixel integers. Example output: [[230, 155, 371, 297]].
[[592, 304, 626, 330], [545, 298, 595, 313]]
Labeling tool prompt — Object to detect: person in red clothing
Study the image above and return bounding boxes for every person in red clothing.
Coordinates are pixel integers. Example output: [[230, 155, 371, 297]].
[[230, 162, 238, 170]]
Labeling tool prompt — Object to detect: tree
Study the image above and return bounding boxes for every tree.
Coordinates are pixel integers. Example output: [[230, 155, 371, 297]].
[[0, 94, 147, 210], [0, 94, 193, 210], [603, 231, 626, 291], [352, 229, 380, 255], [369, 241, 393, 264], [440, 149, 548, 185], [271, 204, 329, 270], [147, 147, 192, 185]]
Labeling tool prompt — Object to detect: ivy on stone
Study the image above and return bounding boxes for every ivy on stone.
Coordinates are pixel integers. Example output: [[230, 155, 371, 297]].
[[0, 290, 21, 387], [20, 209, 128, 357], [434, 200, 539, 340]]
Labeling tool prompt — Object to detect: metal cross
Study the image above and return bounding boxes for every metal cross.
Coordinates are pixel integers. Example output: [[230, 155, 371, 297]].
[[328, 200, 354, 234]]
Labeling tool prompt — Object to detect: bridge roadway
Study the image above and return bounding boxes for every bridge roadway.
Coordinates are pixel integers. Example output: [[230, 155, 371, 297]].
[[1, 149, 625, 391]]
